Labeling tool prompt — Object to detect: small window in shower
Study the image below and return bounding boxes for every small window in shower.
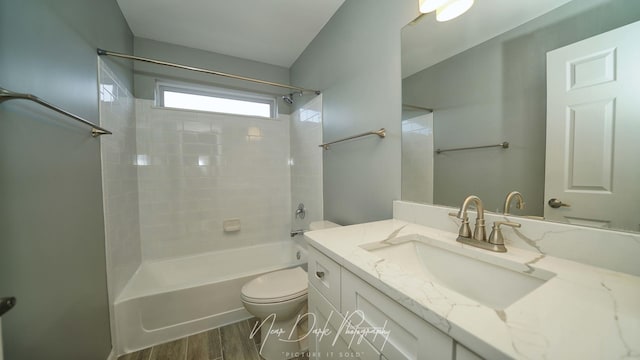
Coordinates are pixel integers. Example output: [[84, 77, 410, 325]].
[[157, 82, 277, 118]]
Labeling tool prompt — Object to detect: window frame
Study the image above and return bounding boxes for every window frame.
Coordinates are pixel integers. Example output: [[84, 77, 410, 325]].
[[156, 81, 278, 119]]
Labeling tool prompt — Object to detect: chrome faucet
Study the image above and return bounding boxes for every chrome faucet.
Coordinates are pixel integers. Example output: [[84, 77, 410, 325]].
[[450, 195, 519, 253], [487, 221, 521, 252], [455, 195, 487, 242], [503, 191, 525, 215]]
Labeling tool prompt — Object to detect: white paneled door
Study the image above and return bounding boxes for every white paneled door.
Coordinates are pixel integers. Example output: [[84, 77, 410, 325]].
[[545, 20, 640, 230]]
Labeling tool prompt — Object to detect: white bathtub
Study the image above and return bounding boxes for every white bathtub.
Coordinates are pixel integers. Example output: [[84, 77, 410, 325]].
[[114, 241, 307, 355]]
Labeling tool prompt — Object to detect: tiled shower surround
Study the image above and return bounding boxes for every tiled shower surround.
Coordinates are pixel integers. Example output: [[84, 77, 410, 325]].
[[290, 95, 324, 231], [99, 61, 142, 301], [99, 60, 142, 351], [135, 100, 293, 260], [401, 113, 433, 204]]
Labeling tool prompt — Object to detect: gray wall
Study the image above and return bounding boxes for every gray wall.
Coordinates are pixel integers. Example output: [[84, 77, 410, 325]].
[[0, 0, 132, 358], [290, 0, 417, 225], [133, 37, 294, 113], [403, 0, 640, 215]]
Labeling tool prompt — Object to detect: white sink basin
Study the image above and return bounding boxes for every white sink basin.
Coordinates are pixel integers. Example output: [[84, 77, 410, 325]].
[[361, 235, 555, 310]]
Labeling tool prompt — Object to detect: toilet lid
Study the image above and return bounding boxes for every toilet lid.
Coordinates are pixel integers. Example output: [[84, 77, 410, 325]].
[[241, 267, 308, 304]]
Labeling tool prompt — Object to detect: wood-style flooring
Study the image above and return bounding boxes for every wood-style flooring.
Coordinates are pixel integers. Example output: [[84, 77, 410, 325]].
[[118, 318, 309, 360]]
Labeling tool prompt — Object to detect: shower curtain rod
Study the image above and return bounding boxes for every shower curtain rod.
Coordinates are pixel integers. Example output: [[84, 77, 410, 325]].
[[97, 49, 321, 95]]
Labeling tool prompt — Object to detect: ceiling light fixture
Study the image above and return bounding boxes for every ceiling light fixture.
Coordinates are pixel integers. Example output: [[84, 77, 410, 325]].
[[419, 0, 450, 13], [436, 0, 475, 22], [419, 0, 475, 21]]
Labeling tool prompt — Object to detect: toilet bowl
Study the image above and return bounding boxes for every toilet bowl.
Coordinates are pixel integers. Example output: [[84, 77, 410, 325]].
[[241, 267, 308, 360]]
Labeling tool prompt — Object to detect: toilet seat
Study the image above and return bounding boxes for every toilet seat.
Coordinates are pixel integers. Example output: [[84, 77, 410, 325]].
[[241, 267, 308, 304]]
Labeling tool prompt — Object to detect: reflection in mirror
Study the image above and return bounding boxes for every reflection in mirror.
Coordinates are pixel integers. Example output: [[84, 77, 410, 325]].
[[402, 105, 434, 204], [401, 0, 640, 232]]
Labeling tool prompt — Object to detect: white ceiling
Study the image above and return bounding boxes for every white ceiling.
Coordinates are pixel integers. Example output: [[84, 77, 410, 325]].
[[402, 0, 588, 78], [116, 0, 346, 68]]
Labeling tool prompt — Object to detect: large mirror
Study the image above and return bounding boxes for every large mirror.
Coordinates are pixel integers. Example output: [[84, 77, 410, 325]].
[[401, 0, 640, 232]]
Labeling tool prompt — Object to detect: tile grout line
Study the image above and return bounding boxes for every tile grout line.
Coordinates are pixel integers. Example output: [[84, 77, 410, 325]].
[[217, 328, 224, 360], [248, 320, 261, 359], [147, 346, 154, 360], [184, 336, 189, 360]]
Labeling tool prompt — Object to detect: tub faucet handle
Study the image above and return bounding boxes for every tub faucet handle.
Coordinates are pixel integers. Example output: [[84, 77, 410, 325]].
[[295, 203, 306, 219]]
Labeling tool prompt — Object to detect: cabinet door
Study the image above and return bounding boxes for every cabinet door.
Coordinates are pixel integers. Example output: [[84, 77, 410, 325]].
[[308, 285, 380, 360], [341, 270, 453, 360]]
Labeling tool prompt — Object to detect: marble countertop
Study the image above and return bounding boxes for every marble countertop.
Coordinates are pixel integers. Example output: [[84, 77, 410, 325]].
[[304, 219, 640, 359]]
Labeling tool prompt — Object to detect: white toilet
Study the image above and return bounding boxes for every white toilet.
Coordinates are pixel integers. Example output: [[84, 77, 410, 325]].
[[241, 267, 308, 360]]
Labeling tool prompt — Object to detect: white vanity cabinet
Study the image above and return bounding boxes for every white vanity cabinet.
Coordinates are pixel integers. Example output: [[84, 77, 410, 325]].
[[307, 246, 486, 360], [341, 270, 454, 360], [455, 344, 483, 360], [308, 285, 381, 360]]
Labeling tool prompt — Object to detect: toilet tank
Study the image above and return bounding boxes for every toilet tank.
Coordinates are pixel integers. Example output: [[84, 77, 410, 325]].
[[309, 220, 341, 231]]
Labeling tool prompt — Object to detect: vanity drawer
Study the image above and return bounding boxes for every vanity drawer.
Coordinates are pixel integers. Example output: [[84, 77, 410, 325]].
[[308, 246, 342, 311], [341, 270, 453, 360]]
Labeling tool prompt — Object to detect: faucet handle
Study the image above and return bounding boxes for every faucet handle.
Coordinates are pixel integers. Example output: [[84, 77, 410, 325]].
[[488, 221, 521, 246], [449, 212, 472, 238], [295, 203, 306, 219]]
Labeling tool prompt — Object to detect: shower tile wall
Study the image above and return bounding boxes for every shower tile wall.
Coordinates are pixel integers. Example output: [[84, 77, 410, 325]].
[[401, 113, 434, 204], [99, 59, 142, 351], [290, 95, 324, 231], [99, 60, 142, 299], [135, 100, 291, 260]]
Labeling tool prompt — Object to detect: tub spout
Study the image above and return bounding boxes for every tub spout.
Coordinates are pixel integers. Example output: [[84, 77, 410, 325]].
[[290, 229, 305, 237]]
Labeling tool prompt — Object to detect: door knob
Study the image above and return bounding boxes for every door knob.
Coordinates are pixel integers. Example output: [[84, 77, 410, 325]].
[[548, 198, 570, 208], [0, 297, 16, 317]]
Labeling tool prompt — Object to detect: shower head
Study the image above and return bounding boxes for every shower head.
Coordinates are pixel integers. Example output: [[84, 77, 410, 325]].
[[282, 92, 304, 105], [282, 94, 294, 105]]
